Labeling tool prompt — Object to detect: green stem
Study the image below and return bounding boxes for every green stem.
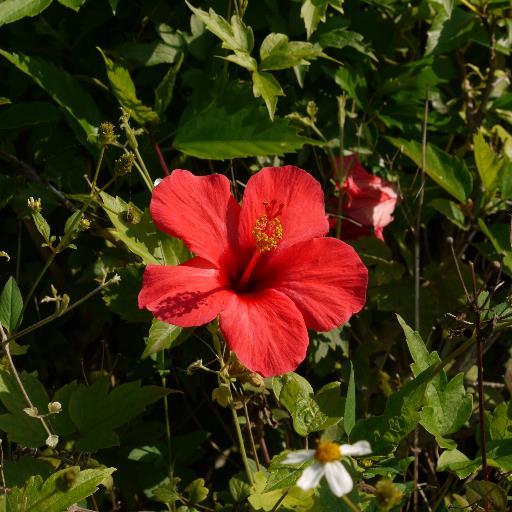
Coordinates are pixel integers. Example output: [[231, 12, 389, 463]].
[[134, 147, 154, 190], [341, 495, 360, 512], [229, 400, 254, 485], [336, 95, 346, 240]]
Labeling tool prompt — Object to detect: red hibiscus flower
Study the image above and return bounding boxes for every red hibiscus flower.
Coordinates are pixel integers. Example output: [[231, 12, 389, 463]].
[[138, 166, 368, 377], [331, 155, 398, 241]]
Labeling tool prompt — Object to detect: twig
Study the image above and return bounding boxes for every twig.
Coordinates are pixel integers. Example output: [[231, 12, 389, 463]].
[[242, 398, 260, 472], [150, 131, 170, 177]]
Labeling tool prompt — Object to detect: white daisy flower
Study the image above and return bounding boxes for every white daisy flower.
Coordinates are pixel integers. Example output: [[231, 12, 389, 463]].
[[283, 440, 371, 497]]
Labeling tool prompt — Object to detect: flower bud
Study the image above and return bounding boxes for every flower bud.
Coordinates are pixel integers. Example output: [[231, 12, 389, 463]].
[[79, 216, 91, 231], [375, 478, 403, 511], [307, 100, 318, 122], [46, 434, 59, 448], [115, 152, 135, 176], [48, 401, 62, 414], [98, 121, 116, 146], [24, 406, 39, 417], [27, 197, 42, 213]]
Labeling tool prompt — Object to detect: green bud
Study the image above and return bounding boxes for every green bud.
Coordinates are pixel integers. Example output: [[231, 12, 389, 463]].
[[115, 152, 135, 176], [375, 479, 403, 511], [307, 100, 318, 122], [98, 121, 116, 146], [79, 216, 91, 231]]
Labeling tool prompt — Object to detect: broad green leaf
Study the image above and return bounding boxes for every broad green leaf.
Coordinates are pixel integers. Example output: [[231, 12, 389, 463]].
[[300, 0, 343, 39], [0, 0, 52, 27], [185, 478, 208, 505], [0, 276, 23, 333], [31, 212, 51, 244], [98, 48, 158, 125], [4, 456, 53, 487], [274, 373, 343, 436], [0, 50, 101, 149], [248, 471, 313, 511], [0, 101, 61, 129], [252, 71, 284, 120], [259, 33, 324, 71], [437, 449, 479, 478], [185, 2, 253, 53], [430, 198, 467, 230], [7, 466, 115, 512], [388, 137, 473, 202], [264, 452, 313, 492], [68, 377, 169, 451], [0, 371, 49, 447], [489, 402, 512, 440], [474, 128, 503, 193], [99, 191, 187, 266], [466, 481, 508, 511], [57, 0, 85, 10], [143, 319, 192, 358], [221, 53, 257, 71], [477, 220, 510, 255], [425, 8, 474, 56], [113, 40, 183, 67], [344, 361, 356, 436], [319, 28, 376, 60], [174, 86, 320, 159], [155, 53, 184, 118], [398, 315, 472, 449]]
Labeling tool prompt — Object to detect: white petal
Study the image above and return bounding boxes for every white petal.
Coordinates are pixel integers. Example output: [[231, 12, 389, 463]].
[[340, 440, 372, 457], [324, 461, 353, 497], [154, 178, 163, 187], [283, 450, 315, 465], [296, 463, 325, 490]]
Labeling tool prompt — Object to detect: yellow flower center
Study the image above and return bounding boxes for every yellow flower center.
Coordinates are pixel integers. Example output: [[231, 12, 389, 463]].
[[315, 442, 342, 463], [252, 200, 284, 253]]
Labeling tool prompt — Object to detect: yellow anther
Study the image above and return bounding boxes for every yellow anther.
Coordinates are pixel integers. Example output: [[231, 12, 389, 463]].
[[252, 200, 284, 253], [315, 442, 342, 463]]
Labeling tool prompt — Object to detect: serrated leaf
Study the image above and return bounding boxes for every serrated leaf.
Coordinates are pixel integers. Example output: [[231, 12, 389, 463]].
[[300, 0, 328, 40], [259, 33, 324, 71], [68, 377, 169, 451], [143, 319, 192, 358], [98, 48, 158, 126], [0, 50, 100, 150], [0, 0, 52, 27], [174, 85, 320, 159], [0, 276, 23, 333], [388, 137, 473, 202], [252, 71, 284, 120]]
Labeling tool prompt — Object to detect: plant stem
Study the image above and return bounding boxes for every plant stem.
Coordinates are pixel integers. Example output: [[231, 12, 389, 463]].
[[150, 131, 170, 177], [336, 95, 346, 240], [242, 398, 260, 471], [229, 401, 254, 484], [476, 330, 488, 480], [341, 495, 361, 512]]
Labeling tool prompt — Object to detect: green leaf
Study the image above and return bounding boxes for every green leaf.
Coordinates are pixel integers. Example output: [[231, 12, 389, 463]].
[[185, 2, 253, 53], [474, 128, 507, 194], [185, 478, 208, 505], [98, 48, 158, 126], [430, 198, 467, 230], [99, 191, 187, 266], [388, 137, 473, 202], [259, 33, 324, 71], [300, 0, 342, 40], [0, 276, 23, 333], [344, 361, 356, 436], [0, 0, 52, 27], [113, 40, 183, 67], [425, 8, 474, 56], [221, 53, 258, 71], [319, 28, 376, 60], [466, 481, 508, 511], [489, 402, 512, 440], [264, 452, 312, 492], [0, 370, 48, 447], [154, 53, 184, 118], [274, 373, 343, 436], [7, 466, 115, 512], [0, 101, 61, 129], [31, 212, 51, 245], [397, 315, 472, 449], [68, 377, 169, 451], [143, 319, 192, 358], [57, 0, 85, 11], [0, 50, 101, 150], [252, 71, 284, 120], [174, 85, 320, 159], [437, 448, 479, 478]]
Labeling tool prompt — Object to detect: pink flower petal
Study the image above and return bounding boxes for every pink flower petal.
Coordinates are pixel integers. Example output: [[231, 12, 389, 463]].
[[219, 289, 309, 377], [150, 170, 240, 272], [254, 237, 368, 331], [238, 166, 329, 258], [138, 258, 234, 327]]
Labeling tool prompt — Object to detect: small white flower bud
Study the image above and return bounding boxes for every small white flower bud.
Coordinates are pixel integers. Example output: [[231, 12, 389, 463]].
[[46, 434, 59, 448], [48, 401, 62, 414], [23, 406, 39, 417]]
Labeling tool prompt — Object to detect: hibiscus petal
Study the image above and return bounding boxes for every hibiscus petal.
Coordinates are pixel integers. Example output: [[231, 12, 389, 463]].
[[340, 441, 372, 457], [324, 461, 353, 497], [138, 258, 234, 327], [150, 170, 240, 270], [296, 463, 325, 491], [254, 237, 368, 331], [283, 450, 315, 464], [238, 166, 329, 256], [219, 289, 309, 377]]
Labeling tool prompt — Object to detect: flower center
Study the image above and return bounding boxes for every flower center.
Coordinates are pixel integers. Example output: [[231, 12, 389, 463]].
[[252, 200, 284, 253], [315, 442, 342, 463], [237, 200, 284, 291]]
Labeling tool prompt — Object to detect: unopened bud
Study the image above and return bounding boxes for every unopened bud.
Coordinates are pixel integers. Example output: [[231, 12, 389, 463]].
[[446, 236, 454, 245], [46, 434, 59, 448], [187, 359, 205, 375], [115, 152, 135, 176], [27, 197, 42, 213], [79, 216, 91, 231], [375, 478, 403, 511], [307, 100, 318, 122], [23, 406, 39, 417], [98, 121, 116, 146], [48, 401, 62, 414]]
